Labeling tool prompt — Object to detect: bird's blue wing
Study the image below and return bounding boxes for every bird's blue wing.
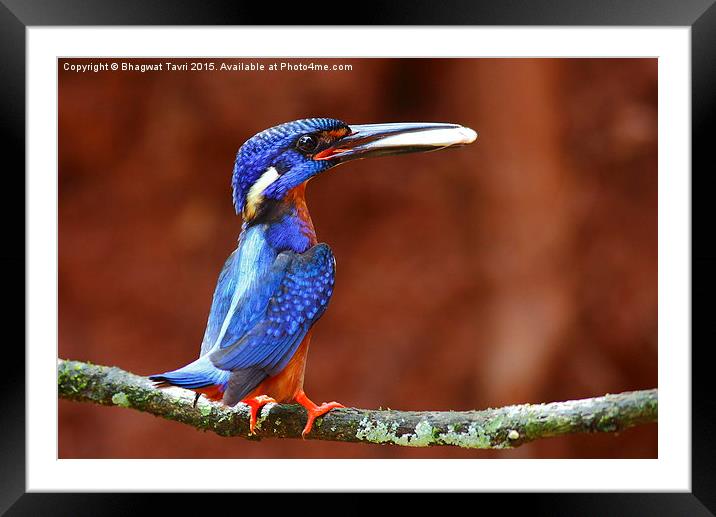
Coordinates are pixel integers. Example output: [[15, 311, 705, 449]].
[[198, 226, 280, 357], [199, 249, 239, 357], [209, 243, 335, 376]]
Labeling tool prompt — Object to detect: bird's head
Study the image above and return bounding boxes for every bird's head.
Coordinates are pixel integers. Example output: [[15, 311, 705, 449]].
[[232, 117, 477, 221]]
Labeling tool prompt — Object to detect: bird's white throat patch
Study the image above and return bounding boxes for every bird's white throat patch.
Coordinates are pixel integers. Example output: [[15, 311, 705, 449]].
[[245, 166, 280, 219]]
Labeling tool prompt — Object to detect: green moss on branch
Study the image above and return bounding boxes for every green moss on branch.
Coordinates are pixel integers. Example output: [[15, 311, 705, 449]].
[[58, 358, 657, 449]]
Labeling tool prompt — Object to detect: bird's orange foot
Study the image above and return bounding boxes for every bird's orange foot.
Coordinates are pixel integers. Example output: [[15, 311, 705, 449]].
[[294, 390, 344, 437], [240, 395, 277, 434]]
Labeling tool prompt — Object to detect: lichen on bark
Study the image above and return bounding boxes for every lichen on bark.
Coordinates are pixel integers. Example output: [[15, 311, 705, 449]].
[[58, 358, 657, 449]]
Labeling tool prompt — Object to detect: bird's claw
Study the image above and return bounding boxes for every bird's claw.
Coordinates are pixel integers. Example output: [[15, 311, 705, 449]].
[[295, 390, 344, 437], [241, 395, 277, 434]]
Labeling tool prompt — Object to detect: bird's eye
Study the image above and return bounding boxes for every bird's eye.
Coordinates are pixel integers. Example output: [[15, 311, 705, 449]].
[[296, 135, 319, 153]]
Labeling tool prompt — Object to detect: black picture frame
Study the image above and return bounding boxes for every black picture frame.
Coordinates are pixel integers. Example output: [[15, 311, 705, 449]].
[[3, 0, 713, 513]]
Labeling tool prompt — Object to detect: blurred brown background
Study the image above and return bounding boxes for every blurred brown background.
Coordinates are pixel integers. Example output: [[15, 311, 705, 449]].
[[59, 58, 657, 459]]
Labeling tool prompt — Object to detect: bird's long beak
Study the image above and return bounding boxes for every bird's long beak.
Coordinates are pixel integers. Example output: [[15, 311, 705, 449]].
[[314, 122, 478, 162]]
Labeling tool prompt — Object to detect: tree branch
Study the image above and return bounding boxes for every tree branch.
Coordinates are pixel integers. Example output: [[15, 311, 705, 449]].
[[58, 358, 657, 449]]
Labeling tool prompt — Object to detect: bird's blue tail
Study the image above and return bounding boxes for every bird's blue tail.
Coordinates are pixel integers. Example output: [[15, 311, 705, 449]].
[[149, 355, 230, 391]]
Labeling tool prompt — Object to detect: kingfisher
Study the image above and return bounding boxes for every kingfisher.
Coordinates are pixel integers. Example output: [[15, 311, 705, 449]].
[[149, 118, 477, 436]]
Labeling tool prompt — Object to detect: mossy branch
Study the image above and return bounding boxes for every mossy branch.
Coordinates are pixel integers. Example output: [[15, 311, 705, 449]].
[[58, 358, 657, 449]]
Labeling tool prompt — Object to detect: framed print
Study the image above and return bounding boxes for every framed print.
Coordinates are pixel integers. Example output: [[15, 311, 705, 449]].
[[4, 0, 714, 512]]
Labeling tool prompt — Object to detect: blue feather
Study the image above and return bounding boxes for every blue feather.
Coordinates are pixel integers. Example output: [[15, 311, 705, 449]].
[[209, 243, 335, 380], [199, 225, 278, 357], [149, 355, 230, 390]]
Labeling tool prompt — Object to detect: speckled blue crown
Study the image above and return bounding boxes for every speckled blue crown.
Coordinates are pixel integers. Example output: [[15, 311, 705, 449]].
[[232, 118, 347, 213]]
